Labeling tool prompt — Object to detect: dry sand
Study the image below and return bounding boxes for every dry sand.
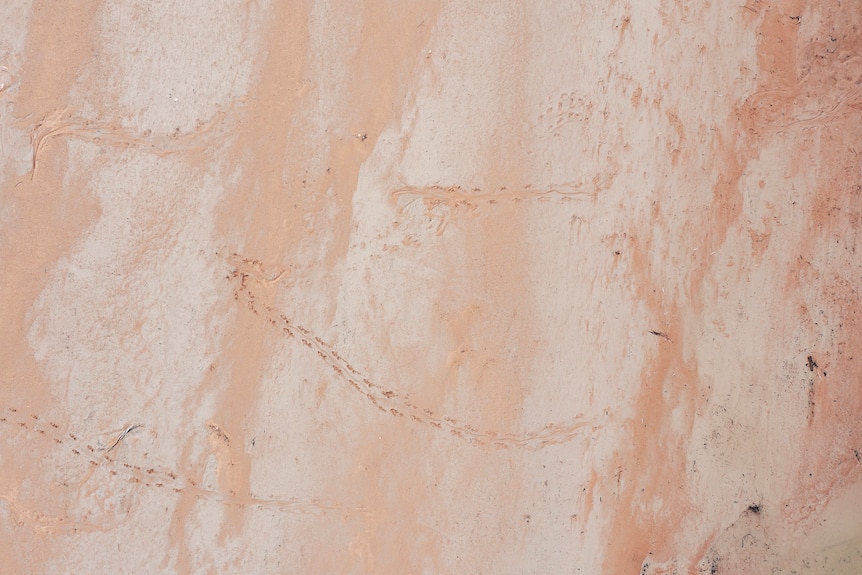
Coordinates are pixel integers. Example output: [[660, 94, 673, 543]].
[[1, 1, 861, 573]]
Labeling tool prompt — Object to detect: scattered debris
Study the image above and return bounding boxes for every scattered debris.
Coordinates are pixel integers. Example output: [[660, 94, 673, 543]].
[[103, 424, 143, 453]]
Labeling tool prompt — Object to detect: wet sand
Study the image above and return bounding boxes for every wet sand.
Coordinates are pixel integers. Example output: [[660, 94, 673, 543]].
[[1, 1, 861, 573]]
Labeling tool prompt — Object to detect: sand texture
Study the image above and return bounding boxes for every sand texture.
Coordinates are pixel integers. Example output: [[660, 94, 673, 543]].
[[1, 1, 861, 573]]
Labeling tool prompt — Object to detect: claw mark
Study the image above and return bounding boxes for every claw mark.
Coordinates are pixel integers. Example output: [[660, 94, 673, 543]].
[[206, 422, 231, 446], [223, 252, 288, 284], [0, 493, 130, 535], [0, 408, 371, 527], [391, 178, 604, 235], [745, 87, 862, 131], [392, 181, 598, 205], [23, 108, 226, 181], [229, 264, 608, 449], [537, 91, 601, 134]]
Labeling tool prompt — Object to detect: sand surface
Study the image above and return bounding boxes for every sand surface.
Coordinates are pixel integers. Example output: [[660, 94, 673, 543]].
[[1, 1, 861, 573]]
